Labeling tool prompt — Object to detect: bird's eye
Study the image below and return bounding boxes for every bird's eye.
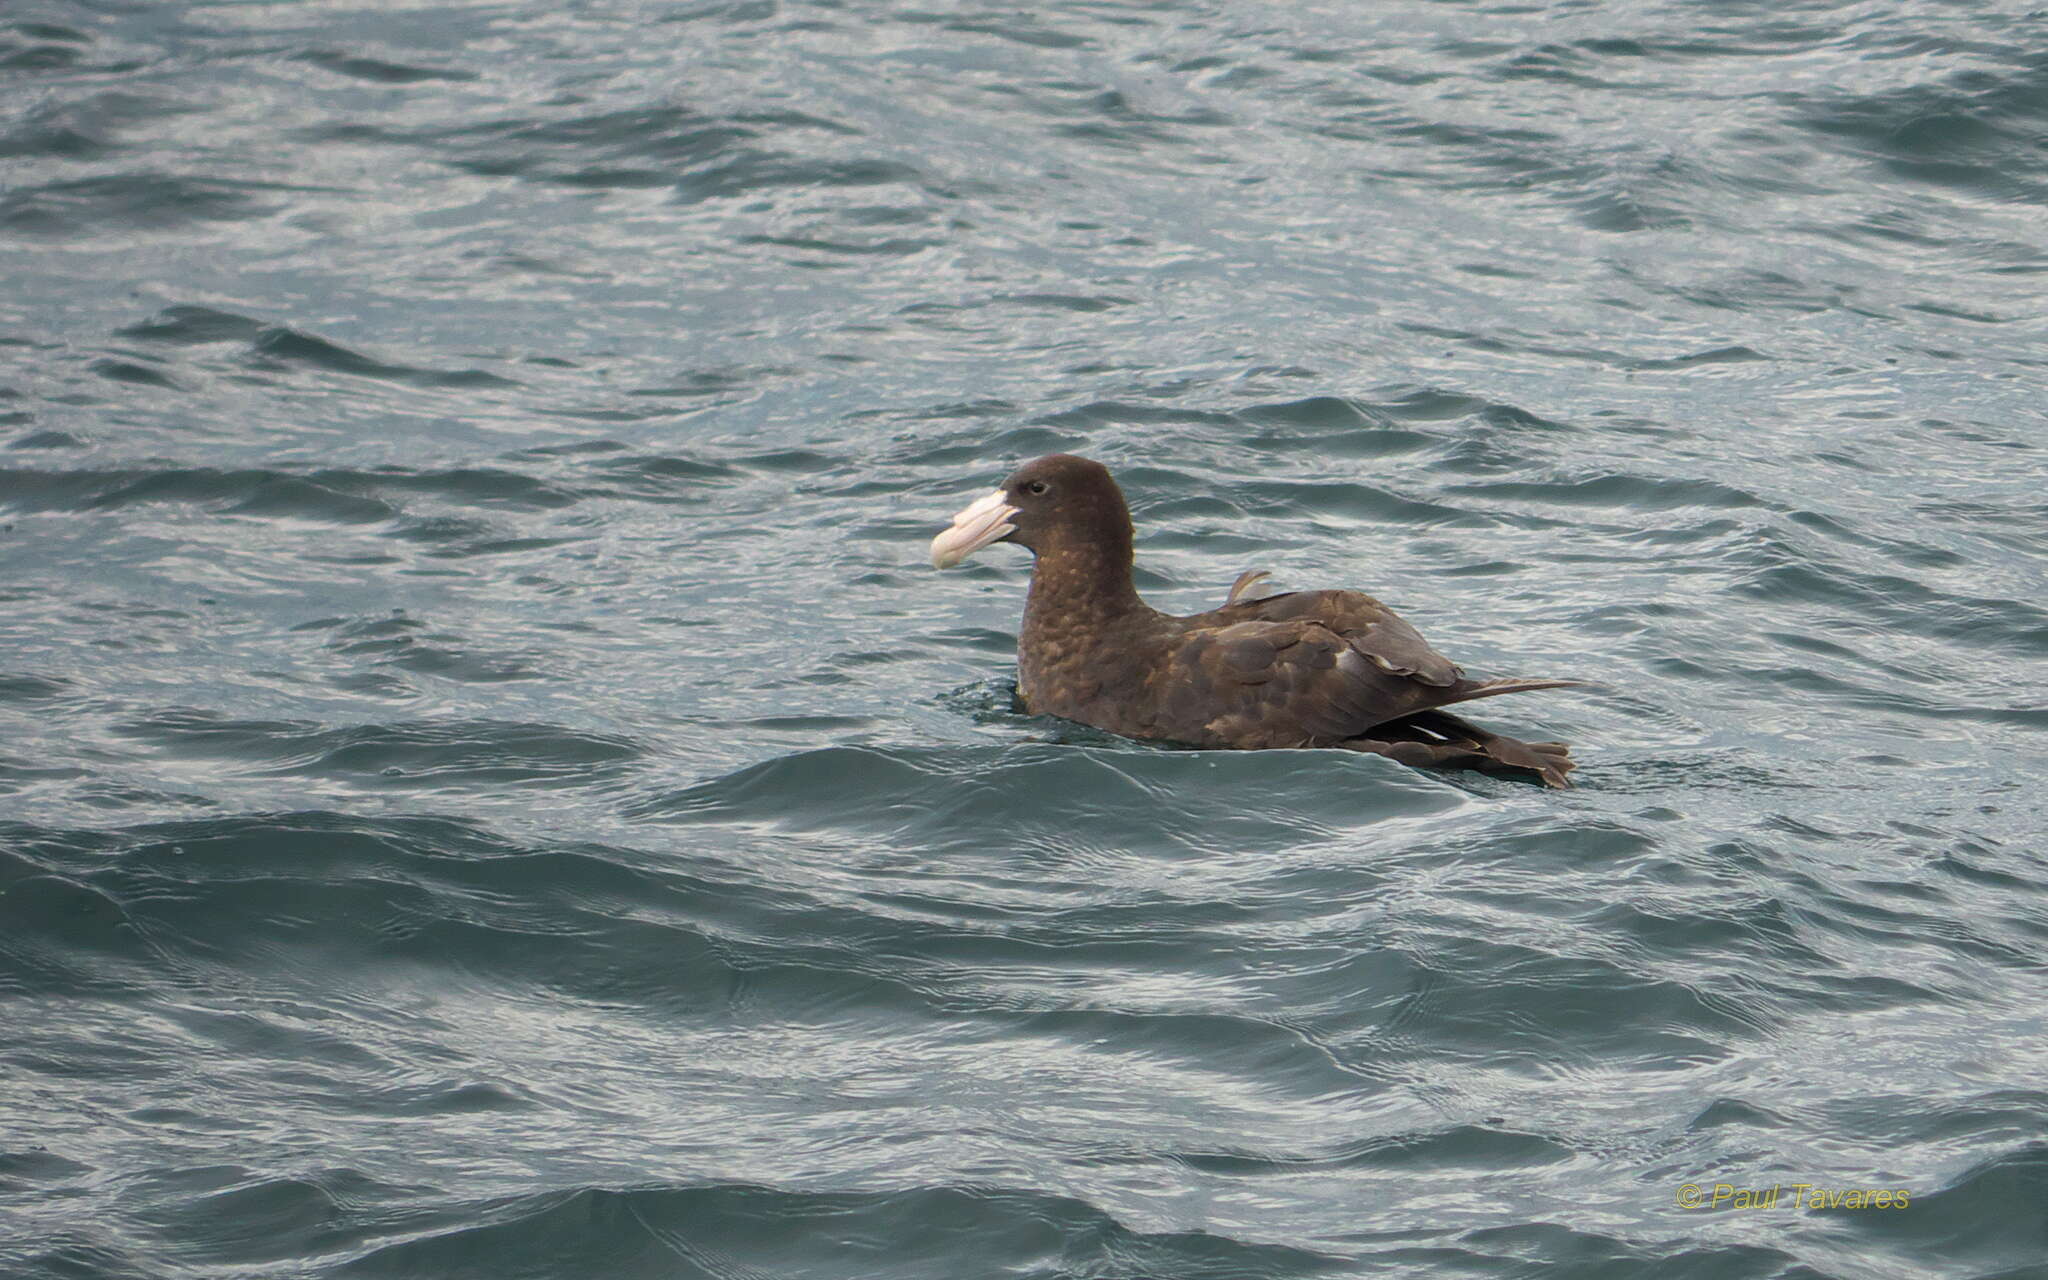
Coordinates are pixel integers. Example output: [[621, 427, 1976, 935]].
[[1025, 480, 1049, 495]]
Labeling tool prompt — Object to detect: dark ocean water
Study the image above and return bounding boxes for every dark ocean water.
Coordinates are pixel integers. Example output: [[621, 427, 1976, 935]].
[[4, 1, 2047, 1276]]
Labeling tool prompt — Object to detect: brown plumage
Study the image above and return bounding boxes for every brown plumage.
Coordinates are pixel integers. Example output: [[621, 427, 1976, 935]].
[[931, 453, 1581, 787]]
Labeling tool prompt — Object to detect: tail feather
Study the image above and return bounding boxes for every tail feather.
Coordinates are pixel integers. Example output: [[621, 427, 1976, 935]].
[[1372, 706, 1579, 789]]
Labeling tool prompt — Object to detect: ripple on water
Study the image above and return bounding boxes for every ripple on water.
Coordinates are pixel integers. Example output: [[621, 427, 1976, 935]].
[[329, 1183, 1346, 1280], [109, 710, 642, 790], [632, 742, 1471, 859], [0, 174, 286, 236]]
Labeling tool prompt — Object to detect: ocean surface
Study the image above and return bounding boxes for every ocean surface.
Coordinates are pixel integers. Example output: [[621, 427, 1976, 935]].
[[4, 1, 2047, 1276]]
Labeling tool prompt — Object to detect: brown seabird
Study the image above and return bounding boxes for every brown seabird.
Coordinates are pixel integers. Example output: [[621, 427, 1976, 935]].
[[931, 453, 1580, 787]]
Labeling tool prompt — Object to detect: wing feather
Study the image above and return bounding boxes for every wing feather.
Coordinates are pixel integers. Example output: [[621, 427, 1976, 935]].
[[1152, 590, 1552, 747]]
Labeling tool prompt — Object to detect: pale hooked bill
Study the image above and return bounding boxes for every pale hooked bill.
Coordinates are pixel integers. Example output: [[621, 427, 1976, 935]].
[[930, 489, 1018, 569]]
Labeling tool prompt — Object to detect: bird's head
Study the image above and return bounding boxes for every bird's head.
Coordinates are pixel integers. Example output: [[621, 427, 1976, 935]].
[[930, 453, 1130, 569]]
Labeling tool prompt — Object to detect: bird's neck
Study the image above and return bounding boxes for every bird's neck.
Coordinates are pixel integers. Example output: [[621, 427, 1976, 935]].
[[1023, 540, 1147, 631], [1014, 534, 1158, 720]]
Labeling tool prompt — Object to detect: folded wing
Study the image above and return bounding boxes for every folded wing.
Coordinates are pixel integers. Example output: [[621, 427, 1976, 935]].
[[1153, 590, 1576, 752]]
